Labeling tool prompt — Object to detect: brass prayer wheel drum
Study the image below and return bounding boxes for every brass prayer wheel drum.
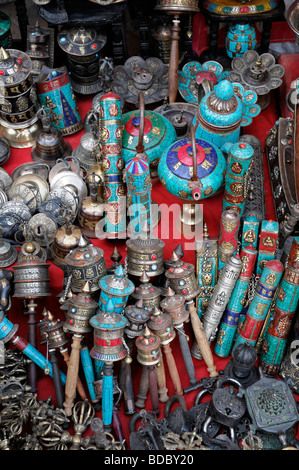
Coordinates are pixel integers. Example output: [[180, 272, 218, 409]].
[[155, 0, 200, 13], [38, 310, 68, 349], [165, 261, 200, 301], [13, 242, 50, 298], [50, 224, 83, 269], [147, 307, 176, 345], [63, 282, 98, 334], [89, 299, 128, 362], [136, 325, 162, 366], [64, 236, 106, 293], [131, 272, 162, 312], [160, 287, 189, 325], [124, 300, 151, 338], [126, 231, 165, 278]]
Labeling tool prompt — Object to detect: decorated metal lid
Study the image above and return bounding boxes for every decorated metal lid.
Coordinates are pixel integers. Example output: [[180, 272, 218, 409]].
[[99, 264, 135, 298], [57, 25, 107, 56], [122, 109, 177, 164], [132, 271, 162, 303], [0, 48, 32, 89], [89, 298, 128, 333], [125, 155, 149, 177]]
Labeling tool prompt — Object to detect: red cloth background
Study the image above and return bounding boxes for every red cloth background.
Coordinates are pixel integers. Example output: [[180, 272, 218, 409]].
[[2, 59, 299, 446]]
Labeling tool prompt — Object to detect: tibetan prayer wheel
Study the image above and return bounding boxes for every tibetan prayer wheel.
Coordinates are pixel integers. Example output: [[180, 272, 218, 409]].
[[131, 272, 162, 312], [124, 300, 151, 338], [64, 236, 106, 293], [63, 282, 98, 334], [218, 209, 241, 271], [165, 260, 200, 301], [160, 287, 189, 325], [126, 229, 165, 279], [98, 264, 135, 314], [13, 242, 50, 298], [136, 325, 162, 367], [147, 307, 176, 346], [89, 300, 128, 363], [38, 309, 68, 350]]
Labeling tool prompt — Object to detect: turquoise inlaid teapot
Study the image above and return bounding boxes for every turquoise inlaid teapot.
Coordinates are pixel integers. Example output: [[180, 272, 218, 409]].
[[158, 124, 226, 202], [193, 79, 261, 148]]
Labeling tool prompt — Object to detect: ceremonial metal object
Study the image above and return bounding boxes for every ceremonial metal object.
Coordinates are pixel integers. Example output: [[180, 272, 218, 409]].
[[218, 209, 240, 271], [226, 23, 256, 59], [64, 281, 98, 334], [77, 172, 104, 239], [131, 271, 162, 312], [124, 300, 151, 338], [126, 228, 165, 278], [98, 264, 135, 314], [26, 24, 54, 78]]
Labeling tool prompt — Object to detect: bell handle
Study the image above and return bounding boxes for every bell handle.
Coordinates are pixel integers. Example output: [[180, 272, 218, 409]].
[[136, 91, 145, 154]]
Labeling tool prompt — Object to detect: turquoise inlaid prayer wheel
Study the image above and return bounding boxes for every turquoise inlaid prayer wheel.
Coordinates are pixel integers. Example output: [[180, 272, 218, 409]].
[[98, 264, 135, 315]]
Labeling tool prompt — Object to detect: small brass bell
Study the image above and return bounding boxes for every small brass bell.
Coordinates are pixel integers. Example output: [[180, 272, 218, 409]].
[[77, 172, 104, 239], [31, 106, 72, 167], [73, 113, 101, 171]]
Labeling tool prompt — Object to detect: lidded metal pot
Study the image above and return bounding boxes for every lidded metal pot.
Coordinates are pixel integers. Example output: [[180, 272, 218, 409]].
[[98, 264, 135, 315], [89, 298, 129, 363], [63, 281, 98, 334], [64, 236, 106, 293], [57, 25, 107, 95], [13, 241, 50, 298]]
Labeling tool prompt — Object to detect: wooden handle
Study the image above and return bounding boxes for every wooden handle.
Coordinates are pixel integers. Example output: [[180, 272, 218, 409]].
[[168, 17, 180, 104], [163, 343, 183, 396], [187, 301, 218, 378], [135, 365, 149, 409], [155, 356, 169, 403], [60, 347, 87, 400], [148, 365, 160, 415], [63, 334, 83, 416], [177, 326, 197, 385], [49, 349, 64, 409]]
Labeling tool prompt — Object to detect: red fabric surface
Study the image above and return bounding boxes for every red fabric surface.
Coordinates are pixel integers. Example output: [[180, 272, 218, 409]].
[[2, 85, 297, 447]]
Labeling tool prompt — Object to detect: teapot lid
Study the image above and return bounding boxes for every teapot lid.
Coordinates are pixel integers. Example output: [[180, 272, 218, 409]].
[[199, 80, 243, 127]]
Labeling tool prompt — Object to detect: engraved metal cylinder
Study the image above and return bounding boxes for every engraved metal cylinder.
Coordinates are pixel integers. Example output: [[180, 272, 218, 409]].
[[64, 284, 98, 334], [135, 325, 162, 366], [89, 303, 128, 362], [260, 237, 299, 376], [131, 272, 162, 312], [38, 315, 68, 349], [13, 245, 50, 298], [64, 237, 106, 293], [202, 255, 243, 344], [160, 288, 189, 325], [233, 259, 284, 351], [218, 209, 240, 271], [215, 245, 258, 357], [165, 260, 200, 301], [98, 264, 135, 314], [126, 234, 165, 278], [124, 301, 151, 338], [147, 308, 176, 345]]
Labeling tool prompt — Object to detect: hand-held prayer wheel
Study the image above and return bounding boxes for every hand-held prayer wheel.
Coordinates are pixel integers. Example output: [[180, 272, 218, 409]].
[[218, 209, 241, 271], [233, 259, 284, 351], [98, 264, 135, 314], [148, 307, 183, 396], [160, 287, 197, 386], [64, 236, 106, 293], [135, 325, 162, 415], [165, 259, 200, 301], [124, 300, 151, 339], [64, 281, 98, 335], [89, 298, 129, 428], [131, 272, 162, 312], [38, 309, 68, 409], [126, 228, 165, 279]]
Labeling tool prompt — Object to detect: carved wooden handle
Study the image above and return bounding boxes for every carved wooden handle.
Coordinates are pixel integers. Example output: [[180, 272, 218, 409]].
[[163, 343, 183, 396], [135, 365, 149, 409], [60, 347, 87, 400], [168, 17, 180, 104], [177, 326, 197, 385], [187, 301, 218, 377], [148, 365, 160, 415], [155, 357, 169, 403], [63, 334, 83, 416]]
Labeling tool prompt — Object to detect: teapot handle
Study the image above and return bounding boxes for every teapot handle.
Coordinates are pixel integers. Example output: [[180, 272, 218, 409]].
[[136, 91, 145, 154]]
